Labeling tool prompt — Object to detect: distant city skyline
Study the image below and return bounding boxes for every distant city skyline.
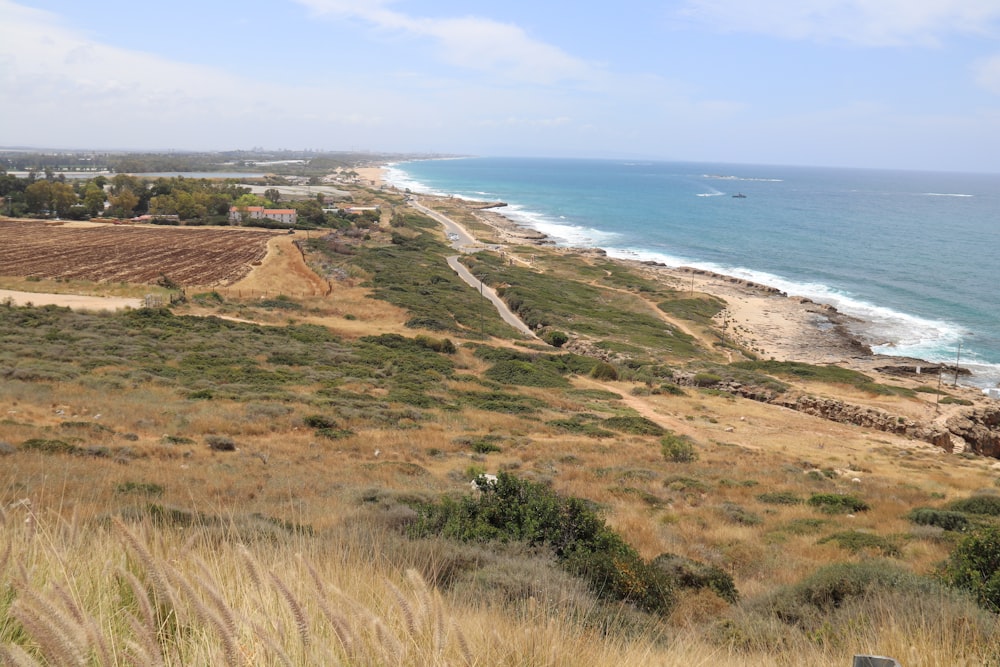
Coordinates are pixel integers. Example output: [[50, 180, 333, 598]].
[[3, 0, 1000, 173]]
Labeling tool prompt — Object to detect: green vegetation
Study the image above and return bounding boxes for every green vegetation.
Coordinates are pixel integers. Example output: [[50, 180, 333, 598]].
[[807, 493, 870, 514], [656, 295, 726, 325], [731, 360, 915, 396], [948, 495, 1000, 516], [661, 432, 699, 462], [410, 472, 675, 614], [817, 530, 901, 557], [943, 525, 1000, 612], [907, 507, 971, 532], [462, 252, 702, 362], [757, 491, 802, 505]]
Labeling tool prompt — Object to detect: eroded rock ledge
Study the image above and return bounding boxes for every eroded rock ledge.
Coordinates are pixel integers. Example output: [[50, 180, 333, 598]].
[[673, 376, 1000, 457]]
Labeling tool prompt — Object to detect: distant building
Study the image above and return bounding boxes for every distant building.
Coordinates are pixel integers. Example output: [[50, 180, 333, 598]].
[[229, 206, 297, 225]]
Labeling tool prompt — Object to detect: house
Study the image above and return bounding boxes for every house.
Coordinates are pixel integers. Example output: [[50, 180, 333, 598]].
[[228, 206, 297, 225]]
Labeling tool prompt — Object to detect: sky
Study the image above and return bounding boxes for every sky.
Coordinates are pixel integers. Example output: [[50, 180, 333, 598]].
[[2, 0, 1000, 172]]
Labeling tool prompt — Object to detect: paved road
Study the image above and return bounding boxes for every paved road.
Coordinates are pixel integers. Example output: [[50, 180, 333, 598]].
[[411, 198, 539, 340]]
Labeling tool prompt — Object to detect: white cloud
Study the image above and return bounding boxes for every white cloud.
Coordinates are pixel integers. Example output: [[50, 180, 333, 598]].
[[974, 54, 1000, 93], [293, 0, 593, 84], [679, 0, 1000, 46]]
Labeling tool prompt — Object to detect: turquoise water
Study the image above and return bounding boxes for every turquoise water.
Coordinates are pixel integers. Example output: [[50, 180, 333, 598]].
[[388, 157, 1000, 390]]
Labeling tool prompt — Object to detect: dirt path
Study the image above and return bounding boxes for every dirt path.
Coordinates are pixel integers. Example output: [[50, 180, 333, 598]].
[[0, 289, 143, 311], [219, 234, 329, 297]]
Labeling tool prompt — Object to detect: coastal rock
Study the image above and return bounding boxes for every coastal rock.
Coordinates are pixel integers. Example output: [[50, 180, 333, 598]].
[[945, 407, 1000, 457]]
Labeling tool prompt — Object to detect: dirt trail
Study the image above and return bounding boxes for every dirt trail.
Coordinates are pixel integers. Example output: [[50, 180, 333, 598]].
[[0, 289, 143, 311], [221, 234, 329, 296]]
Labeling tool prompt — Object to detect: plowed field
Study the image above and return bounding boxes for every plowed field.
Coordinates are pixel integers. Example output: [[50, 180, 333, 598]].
[[0, 220, 277, 286]]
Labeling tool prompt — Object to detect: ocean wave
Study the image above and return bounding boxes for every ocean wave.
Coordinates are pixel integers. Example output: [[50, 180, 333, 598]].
[[703, 174, 783, 182], [603, 244, 978, 359], [923, 192, 974, 198], [696, 191, 725, 197], [500, 204, 620, 246]]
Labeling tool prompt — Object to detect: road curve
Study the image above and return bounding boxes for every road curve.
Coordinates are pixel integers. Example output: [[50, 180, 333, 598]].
[[409, 197, 539, 340]]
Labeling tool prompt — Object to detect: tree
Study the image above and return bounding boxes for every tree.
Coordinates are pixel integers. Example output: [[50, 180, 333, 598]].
[[24, 181, 77, 216], [108, 189, 139, 218], [264, 188, 281, 204], [943, 525, 1000, 611], [82, 183, 107, 217], [50, 182, 77, 217]]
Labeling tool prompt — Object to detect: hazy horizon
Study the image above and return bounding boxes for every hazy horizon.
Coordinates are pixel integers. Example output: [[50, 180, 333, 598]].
[[3, 0, 1000, 173]]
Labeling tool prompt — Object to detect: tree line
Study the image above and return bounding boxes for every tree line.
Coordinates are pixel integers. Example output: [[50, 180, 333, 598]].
[[0, 171, 375, 229]]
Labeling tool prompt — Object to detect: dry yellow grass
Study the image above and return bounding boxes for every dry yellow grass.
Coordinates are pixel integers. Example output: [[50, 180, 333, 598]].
[[3, 205, 1000, 664]]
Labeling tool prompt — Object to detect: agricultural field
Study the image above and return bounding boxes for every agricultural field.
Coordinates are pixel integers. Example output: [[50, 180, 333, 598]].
[[0, 220, 276, 286]]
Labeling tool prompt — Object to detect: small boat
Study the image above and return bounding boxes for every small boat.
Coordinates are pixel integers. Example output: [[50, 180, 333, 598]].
[[732, 193, 747, 198]]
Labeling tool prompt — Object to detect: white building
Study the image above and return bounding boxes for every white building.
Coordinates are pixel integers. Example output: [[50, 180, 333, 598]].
[[229, 206, 297, 225]]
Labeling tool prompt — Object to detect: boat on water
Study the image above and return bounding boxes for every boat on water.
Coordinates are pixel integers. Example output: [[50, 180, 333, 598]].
[[733, 193, 747, 198]]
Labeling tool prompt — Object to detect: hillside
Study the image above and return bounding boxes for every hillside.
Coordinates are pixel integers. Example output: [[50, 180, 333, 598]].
[[1, 187, 999, 665]]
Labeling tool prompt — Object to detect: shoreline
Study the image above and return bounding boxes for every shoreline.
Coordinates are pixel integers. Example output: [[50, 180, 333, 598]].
[[375, 164, 990, 391]]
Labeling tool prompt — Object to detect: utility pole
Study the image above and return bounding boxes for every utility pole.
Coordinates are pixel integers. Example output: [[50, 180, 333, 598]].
[[954, 340, 963, 387], [479, 274, 486, 340]]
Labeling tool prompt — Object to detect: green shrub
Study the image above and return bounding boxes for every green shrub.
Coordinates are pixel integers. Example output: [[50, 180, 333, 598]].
[[949, 495, 1000, 516], [484, 360, 569, 388], [661, 432, 698, 462], [590, 362, 619, 381], [543, 330, 569, 348], [757, 491, 803, 505], [21, 438, 79, 455], [411, 472, 675, 614], [602, 415, 664, 436], [719, 502, 762, 526], [303, 414, 338, 429], [415, 334, 457, 354], [818, 530, 900, 557], [115, 481, 165, 497], [943, 525, 1000, 611], [692, 372, 722, 387], [907, 507, 970, 532], [756, 560, 949, 628], [453, 435, 504, 454], [807, 493, 869, 514], [651, 553, 739, 603], [940, 396, 974, 405]]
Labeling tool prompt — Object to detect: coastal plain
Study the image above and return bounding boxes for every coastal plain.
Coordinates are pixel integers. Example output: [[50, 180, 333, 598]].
[[2, 173, 1000, 665]]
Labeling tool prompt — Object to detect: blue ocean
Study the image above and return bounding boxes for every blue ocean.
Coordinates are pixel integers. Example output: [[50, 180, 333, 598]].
[[387, 158, 1000, 391]]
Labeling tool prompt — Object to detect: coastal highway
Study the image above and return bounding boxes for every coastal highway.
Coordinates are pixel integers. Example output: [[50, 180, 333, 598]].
[[410, 198, 539, 340]]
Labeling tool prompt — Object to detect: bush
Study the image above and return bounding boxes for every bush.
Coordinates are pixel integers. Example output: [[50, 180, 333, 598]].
[[661, 432, 698, 462], [590, 362, 618, 381], [411, 472, 675, 614], [602, 415, 665, 436], [543, 330, 569, 348], [943, 525, 1000, 612], [719, 502, 762, 526], [651, 553, 739, 603], [303, 414, 338, 429], [818, 530, 900, 557], [807, 493, 869, 514], [949, 495, 1000, 516], [115, 481, 165, 497], [907, 507, 970, 532], [757, 491, 802, 505], [205, 435, 236, 451], [692, 372, 722, 387], [484, 360, 569, 388], [21, 438, 79, 455], [760, 560, 941, 627]]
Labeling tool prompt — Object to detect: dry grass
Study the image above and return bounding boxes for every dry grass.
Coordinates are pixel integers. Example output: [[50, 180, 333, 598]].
[[3, 203, 1000, 664]]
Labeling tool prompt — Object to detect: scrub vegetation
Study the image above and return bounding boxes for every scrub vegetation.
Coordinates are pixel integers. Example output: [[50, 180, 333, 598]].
[[2, 186, 1000, 666]]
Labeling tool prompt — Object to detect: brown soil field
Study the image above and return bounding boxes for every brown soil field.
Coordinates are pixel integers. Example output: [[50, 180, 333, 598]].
[[0, 219, 277, 286]]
